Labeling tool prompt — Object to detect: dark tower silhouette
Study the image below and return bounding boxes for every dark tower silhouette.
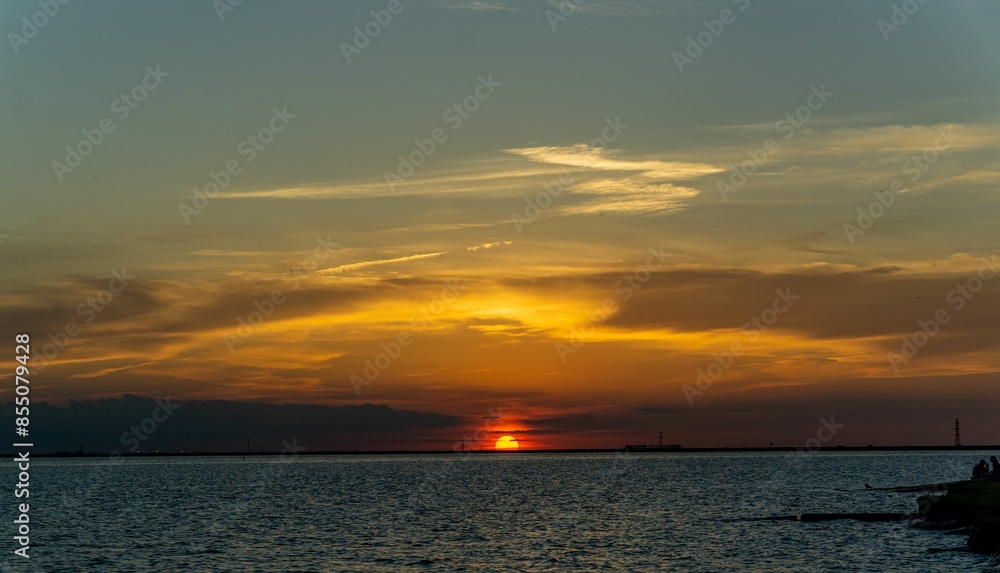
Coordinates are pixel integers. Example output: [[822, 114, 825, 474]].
[[954, 418, 961, 447]]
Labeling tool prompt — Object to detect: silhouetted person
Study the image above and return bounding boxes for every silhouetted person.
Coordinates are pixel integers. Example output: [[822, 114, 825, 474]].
[[991, 456, 1000, 475], [973, 459, 990, 478]]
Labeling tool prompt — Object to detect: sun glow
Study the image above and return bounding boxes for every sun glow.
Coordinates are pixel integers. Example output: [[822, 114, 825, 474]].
[[495, 435, 519, 450]]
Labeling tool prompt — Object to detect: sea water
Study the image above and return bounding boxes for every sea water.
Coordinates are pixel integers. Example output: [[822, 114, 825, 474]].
[[8, 451, 999, 572]]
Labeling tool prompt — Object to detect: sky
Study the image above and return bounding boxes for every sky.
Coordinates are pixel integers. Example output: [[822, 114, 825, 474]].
[[2, 0, 1000, 451]]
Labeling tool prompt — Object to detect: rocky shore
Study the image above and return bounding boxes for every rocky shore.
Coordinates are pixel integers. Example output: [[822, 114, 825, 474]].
[[919, 479, 1000, 555]]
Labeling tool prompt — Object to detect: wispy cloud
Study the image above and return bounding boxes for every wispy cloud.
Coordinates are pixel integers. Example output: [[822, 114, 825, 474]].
[[467, 241, 513, 252], [505, 145, 721, 180], [193, 249, 279, 257], [314, 252, 449, 276], [71, 361, 156, 379], [388, 221, 505, 233], [506, 144, 722, 214], [704, 123, 1000, 158], [427, 0, 519, 11], [547, 0, 731, 16], [563, 180, 699, 214], [220, 165, 562, 200], [429, 0, 730, 16]]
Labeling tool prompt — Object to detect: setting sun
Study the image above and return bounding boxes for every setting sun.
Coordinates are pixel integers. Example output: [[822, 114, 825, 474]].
[[495, 436, 519, 450]]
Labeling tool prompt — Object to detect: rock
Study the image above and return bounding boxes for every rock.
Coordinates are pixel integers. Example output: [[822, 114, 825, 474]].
[[915, 480, 1000, 555], [967, 518, 1000, 555]]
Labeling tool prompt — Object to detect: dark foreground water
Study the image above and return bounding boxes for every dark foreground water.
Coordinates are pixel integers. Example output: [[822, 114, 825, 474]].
[[7, 451, 1000, 572]]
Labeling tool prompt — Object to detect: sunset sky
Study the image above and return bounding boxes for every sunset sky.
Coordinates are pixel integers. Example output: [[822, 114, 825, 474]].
[[2, 0, 1000, 450]]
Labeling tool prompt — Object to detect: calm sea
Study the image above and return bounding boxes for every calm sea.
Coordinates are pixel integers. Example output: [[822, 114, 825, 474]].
[[8, 451, 1000, 572]]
